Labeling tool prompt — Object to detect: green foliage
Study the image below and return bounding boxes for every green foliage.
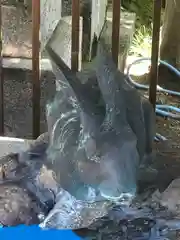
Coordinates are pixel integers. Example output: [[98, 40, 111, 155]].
[[121, 0, 153, 57], [122, 0, 153, 27], [129, 25, 152, 57]]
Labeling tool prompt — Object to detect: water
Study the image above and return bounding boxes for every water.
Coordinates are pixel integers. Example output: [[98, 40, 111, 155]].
[[43, 40, 180, 239]]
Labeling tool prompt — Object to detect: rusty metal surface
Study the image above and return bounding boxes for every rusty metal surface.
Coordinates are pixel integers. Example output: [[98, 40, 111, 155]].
[[32, 0, 40, 139], [0, 0, 4, 135], [149, 0, 162, 109], [71, 0, 80, 72], [111, 0, 121, 66]]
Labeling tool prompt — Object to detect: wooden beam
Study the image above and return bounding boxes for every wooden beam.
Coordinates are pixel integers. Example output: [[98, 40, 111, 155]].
[[32, 0, 40, 138]]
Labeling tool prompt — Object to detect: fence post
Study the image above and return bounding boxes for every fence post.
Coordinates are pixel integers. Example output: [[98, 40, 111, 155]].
[[0, 0, 3, 136], [149, 0, 162, 109], [71, 0, 80, 72], [112, 0, 121, 67], [32, 0, 40, 139]]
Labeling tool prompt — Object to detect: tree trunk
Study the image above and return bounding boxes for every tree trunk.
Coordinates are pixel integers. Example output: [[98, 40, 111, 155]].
[[160, 0, 180, 68]]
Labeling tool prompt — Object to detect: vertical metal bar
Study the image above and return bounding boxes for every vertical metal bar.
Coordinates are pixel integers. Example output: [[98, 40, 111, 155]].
[[149, 0, 162, 109], [71, 0, 80, 72], [112, 0, 121, 67], [32, 0, 40, 138], [0, 0, 4, 135]]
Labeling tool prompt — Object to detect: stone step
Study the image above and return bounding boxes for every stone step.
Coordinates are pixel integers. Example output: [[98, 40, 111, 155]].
[[2, 57, 52, 71], [2, 5, 32, 58], [2, 3, 135, 75]]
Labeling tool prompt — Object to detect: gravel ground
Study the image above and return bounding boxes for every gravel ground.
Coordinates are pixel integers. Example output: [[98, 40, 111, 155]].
[[3, 68, 56, 139]]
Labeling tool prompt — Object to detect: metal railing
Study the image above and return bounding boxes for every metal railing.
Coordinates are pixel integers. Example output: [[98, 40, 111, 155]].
[[0, 0, 162, 138]]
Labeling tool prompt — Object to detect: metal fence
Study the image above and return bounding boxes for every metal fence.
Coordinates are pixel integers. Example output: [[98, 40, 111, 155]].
[[0, 0, 162, 139]]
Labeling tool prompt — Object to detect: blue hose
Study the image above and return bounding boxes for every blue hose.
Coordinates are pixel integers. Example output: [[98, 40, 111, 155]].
[[126, 58, 180, 141]]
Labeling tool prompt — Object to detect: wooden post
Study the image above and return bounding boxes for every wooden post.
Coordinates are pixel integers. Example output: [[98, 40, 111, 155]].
[[112, 0, 121, 67], [0, 0, 4, 135], [149, 0, 162, 109], [32, 0, 40, 138], [71, 0, 80, 72]]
